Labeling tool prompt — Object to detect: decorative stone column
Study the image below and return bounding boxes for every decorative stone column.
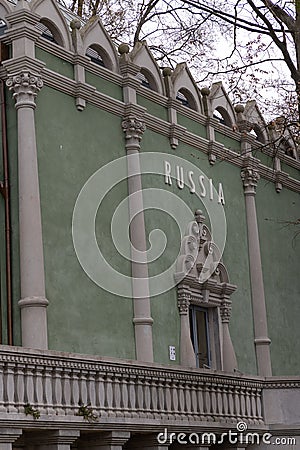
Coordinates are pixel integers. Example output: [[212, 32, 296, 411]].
[[220, 298, 238, 372], [122, 116, 154, 363], [241, 160, 272, 376], [177, 286, 196, 367], [6, 70, 48, 349]]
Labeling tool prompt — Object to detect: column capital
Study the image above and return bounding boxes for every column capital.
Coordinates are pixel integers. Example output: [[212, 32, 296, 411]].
[[241, 165, 260, 195], [177, 289, 191, 314], [6, 70, 43, 109], [122, 116, 146, 142]]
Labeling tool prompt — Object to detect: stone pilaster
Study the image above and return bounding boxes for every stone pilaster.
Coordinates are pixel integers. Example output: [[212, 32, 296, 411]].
[[177, 287, 196, 367], [122, 116, 154, 363], [241, 159, 272, 376], [6, 70, 48, 349], [220, 296, 238, 372]]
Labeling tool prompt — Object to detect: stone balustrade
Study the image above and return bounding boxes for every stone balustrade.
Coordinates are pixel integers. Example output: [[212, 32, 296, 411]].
[[0, 345, 265, 427]]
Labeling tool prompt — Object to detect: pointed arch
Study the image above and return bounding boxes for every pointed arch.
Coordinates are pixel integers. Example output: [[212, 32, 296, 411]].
[[0, 0, 13, 21], [130, 41, 164, 94], [209, 82, 237, 128], [171, 63, 203, 113], [31, 0, 72, 50], [244, 100, 269, 143], [81, 17, 119, 73]]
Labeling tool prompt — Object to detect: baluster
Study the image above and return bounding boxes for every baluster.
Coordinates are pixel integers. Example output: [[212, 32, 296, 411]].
[[245, 387, 252, 422], [228, 386, 235, 422], [197, 382, 205, 420], [0, 362, 6, 412], [257, 391, 263, 422], [251, 387, 258, 422], [144, 378, 152, 418], [62, 368, 72, 415], [151, 378, 159, 418], [204, 383, 212, 421], [34, 364, 45, 414], [234, 386, 241, 421], [113, 374, 122, 416], [190, 382, 198, 420], [95, 372, 106, 416], [15, 363, 25, 413], [128, 375, 137, 417], [136, 377, 145, 417], [4, 362, 17, 413], [184, 381, 192, 419], [178, 382, 185, 417], [71, 369, 80, 413], [240, 387, 246, 419], [216, 385, 224, 421], [53, 367, 64, 414], [210, 384, 217, 419], [43, 366, 55, 415], [222, 386, 229, 421], [24, 364, 35, 411], [105, 374, 114, 416], [120, 374, 130, 417], [157, 378, 165, 417], [87, 370, 96, 410], [79, 369, 88, 407], [171, 380, 179, 419]]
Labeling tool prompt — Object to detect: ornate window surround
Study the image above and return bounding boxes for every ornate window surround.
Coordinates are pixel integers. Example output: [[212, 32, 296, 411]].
[[176, 210, 238, 372]]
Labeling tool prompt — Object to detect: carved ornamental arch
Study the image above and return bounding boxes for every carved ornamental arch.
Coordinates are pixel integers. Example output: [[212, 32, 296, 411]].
[[175, 210, 238, 372]]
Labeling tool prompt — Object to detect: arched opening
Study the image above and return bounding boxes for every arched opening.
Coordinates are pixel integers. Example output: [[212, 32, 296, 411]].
[[85, 44, 112, 70], [176, 88, 197, 111], [36, 19, 64, 46], [136, 68, 158, 91], [213, 107, 232, 127], [0, 19, 7, 36]]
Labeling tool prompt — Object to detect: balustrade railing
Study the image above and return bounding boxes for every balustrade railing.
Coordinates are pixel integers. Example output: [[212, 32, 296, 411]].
[[0, 347, 264, 424]]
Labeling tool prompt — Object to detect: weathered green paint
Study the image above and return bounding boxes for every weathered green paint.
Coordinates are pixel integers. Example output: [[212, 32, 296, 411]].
[[137, 95, 168, 121], [85, 71, 123, 101], [140, 129, 256, 373], [36, 47, 74, 79], [256, 181, 300, 375], [281, 162, 300, 181], [177, 113, 207, 138], [35, 86, 135, 358], [215, 131, 241, 152]]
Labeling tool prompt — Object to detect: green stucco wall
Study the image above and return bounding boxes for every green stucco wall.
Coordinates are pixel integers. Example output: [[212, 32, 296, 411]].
[[177, 113, 207, 138], [140, 129, 256, 373], [35, 86, 135, 358], [137, 95, 168, 121], [215, 131, 241, 152], [256, 182, 300, 375], [85, 71, 123, 101], [36, 47, 74, 79]]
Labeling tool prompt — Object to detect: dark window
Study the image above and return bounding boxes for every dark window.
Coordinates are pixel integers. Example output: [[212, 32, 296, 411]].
[[86, 46, 105, 67], [189, 305, 211, 368], [136, 71, 151, 89], [36, 21, 56, 43], [176, 90, 190, 108], [0, 19, 7, 37]]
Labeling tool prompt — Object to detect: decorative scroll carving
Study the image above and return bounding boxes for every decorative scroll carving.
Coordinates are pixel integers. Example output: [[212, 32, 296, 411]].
[[6, 71, 43, 108]]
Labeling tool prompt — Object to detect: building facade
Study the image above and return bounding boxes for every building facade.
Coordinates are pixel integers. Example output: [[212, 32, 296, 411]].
[[0, 0, 299, 448]]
